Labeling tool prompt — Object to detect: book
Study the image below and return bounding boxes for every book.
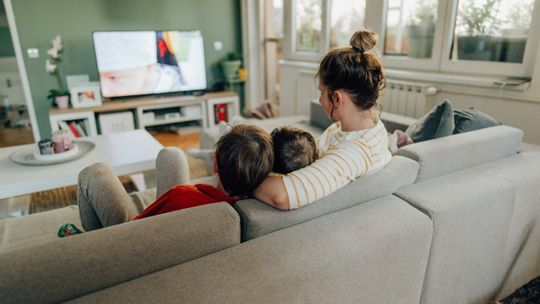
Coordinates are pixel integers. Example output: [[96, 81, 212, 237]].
[[74, 122, 86, 137], [68, 122, 81, 138]]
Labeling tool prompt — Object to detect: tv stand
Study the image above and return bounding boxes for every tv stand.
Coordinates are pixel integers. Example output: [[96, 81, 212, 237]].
[[49, 92, 239, 136]]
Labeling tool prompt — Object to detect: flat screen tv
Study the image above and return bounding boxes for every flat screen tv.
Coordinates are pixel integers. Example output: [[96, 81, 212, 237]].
[[93, 30, 207, 98]]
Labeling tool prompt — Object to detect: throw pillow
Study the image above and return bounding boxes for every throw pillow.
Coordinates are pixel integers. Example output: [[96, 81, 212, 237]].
[[405, 99, 455, 143], [453, 107, 501, 134]]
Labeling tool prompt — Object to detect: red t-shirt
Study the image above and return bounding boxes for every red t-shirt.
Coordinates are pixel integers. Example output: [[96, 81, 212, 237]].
[[133, 184, 236, 220]]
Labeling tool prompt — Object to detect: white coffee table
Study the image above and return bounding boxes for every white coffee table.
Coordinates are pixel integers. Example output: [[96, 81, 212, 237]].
[[0, 130, 163, 200]]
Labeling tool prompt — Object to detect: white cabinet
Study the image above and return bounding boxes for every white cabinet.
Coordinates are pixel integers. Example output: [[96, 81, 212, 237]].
[[49, 111, 98, 138], [48, 92, 237, 136]]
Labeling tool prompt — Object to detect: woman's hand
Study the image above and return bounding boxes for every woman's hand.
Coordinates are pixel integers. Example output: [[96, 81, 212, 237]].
[[254, 176, 290, 210]]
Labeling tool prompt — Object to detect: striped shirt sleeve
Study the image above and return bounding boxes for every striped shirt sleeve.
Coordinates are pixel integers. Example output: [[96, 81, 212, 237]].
[[282, 139, 371, 209]]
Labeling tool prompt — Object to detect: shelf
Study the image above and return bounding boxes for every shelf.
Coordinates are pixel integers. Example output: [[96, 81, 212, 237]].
[[142, 115, 203, 127]]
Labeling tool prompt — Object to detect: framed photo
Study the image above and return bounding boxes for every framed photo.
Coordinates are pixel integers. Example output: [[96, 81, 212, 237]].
[[70, 81, 102, 108]]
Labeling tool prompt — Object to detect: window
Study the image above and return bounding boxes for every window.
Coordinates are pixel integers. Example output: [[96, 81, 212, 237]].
[[384, 0, 438, 59], [330, 0, 366, 48], [283, 0, 540, 78], [294, 0, 322, 53], [451, 0, 534, 63]]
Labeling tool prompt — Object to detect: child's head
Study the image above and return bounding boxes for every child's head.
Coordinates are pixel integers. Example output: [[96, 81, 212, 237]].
[[271, 126, 318, 174], [215, 124, 274, 197]]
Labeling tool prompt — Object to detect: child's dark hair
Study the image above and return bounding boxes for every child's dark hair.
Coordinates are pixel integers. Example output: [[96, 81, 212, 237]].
[[215, 124, 274, 197], [271, 126, 318, 174], [316, 29, 385, 110]]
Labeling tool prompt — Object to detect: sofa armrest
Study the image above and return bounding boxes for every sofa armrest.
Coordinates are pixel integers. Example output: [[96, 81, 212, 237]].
[[397, 125, 523, 182], [0, 203, 240, 304]]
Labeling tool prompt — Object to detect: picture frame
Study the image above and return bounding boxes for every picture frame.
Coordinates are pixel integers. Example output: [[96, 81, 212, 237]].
[[70, 81, 102, 108]]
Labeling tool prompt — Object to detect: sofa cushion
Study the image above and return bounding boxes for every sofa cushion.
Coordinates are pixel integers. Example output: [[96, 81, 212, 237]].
[[397, 125, 523, 182], [235, 155, 419, 241], [405, 99, 454, 142], [0, 203, 240, 304], [395, 169, 515, 304], [454, 107, 501, 134], [0, 205, 81, 254], [67, 195, 432, 304]]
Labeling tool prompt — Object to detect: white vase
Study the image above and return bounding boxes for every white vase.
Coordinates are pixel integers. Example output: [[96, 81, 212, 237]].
[[55, 95, 69, 109]]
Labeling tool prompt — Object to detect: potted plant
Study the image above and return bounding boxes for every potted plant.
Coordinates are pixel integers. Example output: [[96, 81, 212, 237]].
[[455, 0, 501, 61], [47, 89, 70, 109], [46, 35, 70, 109], [220, 52, 242, 81], [406, 1, 437, 58]]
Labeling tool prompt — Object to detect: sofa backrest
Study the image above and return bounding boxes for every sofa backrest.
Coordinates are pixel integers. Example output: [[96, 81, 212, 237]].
[[0, 203, 240, 304], [235, 155, 419, 241], [397, 125, 523, 182], [68, 195, 433, 304]]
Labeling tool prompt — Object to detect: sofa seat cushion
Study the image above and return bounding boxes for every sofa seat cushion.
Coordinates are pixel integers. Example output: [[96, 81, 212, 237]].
[[395, 169, 515, 304], [0, 205, 80, 254], [67, 196, 432, 304], [235, 155, 419, 240], [0, 203, 240, 304], [473, 152, 540, 299]]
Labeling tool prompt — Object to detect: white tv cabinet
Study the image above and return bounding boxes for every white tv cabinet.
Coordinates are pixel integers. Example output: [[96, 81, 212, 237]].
[[48, 92, 239, 136]]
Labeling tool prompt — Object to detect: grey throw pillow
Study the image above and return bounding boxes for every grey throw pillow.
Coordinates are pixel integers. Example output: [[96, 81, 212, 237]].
[[406, 99, 455, 143], [453, 108, 501, 134]]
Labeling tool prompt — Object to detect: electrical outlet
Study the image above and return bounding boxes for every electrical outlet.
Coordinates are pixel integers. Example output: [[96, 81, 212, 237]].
[[213, 41, 223, 51], [27, 48, 39, 58]]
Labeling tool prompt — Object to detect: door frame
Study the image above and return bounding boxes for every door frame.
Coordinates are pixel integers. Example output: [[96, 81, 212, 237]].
[[3, 0, 40, 141]]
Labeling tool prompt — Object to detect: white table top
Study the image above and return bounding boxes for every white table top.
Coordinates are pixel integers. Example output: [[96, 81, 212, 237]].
[[0, 130, 163, 199]]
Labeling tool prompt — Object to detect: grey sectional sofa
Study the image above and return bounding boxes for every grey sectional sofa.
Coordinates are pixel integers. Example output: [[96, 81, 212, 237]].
[[1, 106, 539, 304]]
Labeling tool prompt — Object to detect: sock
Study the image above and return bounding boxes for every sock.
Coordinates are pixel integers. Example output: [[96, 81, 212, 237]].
[[58, 223, 84, 237]]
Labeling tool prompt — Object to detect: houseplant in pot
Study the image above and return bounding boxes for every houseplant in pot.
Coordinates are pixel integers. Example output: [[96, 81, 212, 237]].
[[406, 1, 437, 58], [220, 52, 242, 81], [46, 35, 70, 109]]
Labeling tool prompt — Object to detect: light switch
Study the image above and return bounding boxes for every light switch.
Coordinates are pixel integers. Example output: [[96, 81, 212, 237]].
[[27, 48, 39, 58], [213, 41, 223, 51]]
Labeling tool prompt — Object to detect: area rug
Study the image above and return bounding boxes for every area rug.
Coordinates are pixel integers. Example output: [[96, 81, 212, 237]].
[[28, 158, 209, 214], [29, 176, 138, 214]]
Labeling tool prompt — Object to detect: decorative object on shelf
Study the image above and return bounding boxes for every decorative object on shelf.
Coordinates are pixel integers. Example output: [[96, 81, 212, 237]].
[[46, 35, 70, 108], [220, 52, 242, 81], [70, 82, 102, 108], [47, 89, 70, 109], [238, 67, 248, 81], [9, 140, 95, 166]]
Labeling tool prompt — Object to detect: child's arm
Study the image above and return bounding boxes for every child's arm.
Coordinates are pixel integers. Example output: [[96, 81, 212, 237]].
[[253, 176, 290, 210]]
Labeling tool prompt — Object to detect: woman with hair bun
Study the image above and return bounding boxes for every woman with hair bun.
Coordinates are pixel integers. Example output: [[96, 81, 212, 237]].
[[255, 29, 392, 210]]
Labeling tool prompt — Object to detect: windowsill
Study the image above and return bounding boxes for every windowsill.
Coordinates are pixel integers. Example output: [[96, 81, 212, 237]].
[[385, 69, 531, 92]]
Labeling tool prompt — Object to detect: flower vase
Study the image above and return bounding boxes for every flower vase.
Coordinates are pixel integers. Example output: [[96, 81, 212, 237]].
[[55, 95, 69, 109]]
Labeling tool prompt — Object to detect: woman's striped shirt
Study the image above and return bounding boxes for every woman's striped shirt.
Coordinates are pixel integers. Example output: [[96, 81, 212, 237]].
[[281, 120, 391, 209]]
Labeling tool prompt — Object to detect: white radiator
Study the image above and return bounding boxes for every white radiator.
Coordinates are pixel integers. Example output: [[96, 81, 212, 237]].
[[380, 80, 437, 118], [296, 70, 319, 116]]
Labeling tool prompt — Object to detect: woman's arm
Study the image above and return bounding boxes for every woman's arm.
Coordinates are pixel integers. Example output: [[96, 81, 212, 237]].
[[253, 176, 290, 210]]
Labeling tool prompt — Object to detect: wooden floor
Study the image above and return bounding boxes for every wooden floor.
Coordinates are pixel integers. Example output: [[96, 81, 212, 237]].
[[150, 131, 201, 150]]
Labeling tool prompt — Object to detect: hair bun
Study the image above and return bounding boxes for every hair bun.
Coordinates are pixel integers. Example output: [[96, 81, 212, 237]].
[[350, 29, 377, 53]]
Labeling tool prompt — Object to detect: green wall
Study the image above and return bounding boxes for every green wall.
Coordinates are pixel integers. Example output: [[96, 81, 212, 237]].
[[11, 0, 242, 138]]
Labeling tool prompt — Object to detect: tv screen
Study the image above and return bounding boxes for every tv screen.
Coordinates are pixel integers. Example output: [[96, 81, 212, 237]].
[[93, 30, 207, 98]]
